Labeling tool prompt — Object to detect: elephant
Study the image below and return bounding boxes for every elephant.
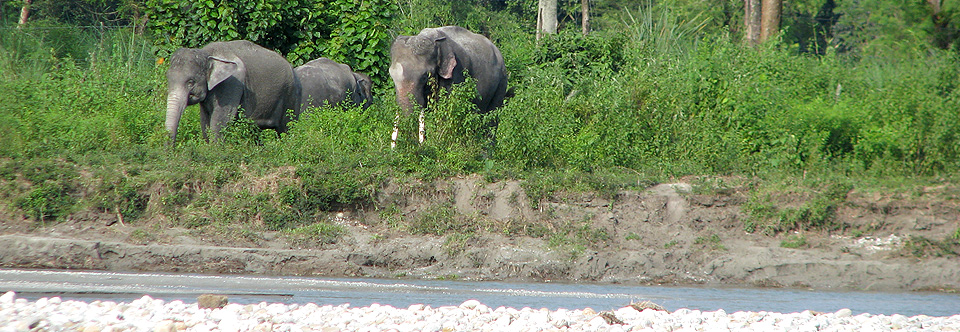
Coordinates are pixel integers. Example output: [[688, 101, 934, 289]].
[[164, 40, 300, 144], [389, 25, 509, 147], [294, 57, 373, 111]]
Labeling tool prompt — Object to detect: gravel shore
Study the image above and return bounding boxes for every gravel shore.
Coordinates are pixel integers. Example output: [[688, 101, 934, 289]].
[[2, 291, 958, 332]]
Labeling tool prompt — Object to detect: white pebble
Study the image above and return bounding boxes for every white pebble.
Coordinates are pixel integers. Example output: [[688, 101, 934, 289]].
[[0, 291, 15, 304], [835, 308, 853, 317], [460, 299, 482, 309]]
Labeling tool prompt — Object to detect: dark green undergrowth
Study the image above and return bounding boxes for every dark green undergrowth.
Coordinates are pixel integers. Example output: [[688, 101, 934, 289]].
[[5, 1, 960, 246]]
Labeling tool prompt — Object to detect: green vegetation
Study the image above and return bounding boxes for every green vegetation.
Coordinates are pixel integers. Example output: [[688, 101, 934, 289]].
[[284, 222, 345, 245], [5, 0, 960, 247], [443, 232, 475, 256], [435, 274, 460, 280], [545, 216, 609, 259], [780, 234, 809, 249], [145, 0, 396, 82], [900, 235, 960, 258], [743, 182, 853, 235], [694, 233, 726, 251]]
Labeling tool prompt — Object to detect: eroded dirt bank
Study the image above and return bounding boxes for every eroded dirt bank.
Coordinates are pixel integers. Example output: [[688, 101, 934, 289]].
[[2, 176, 959, 292]]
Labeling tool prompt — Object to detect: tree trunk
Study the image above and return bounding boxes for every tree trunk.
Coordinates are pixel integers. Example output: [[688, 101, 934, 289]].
[[760, 0, 782, 43], [744, 0, 761, 45], [537, 0, 557, 41], [928, 0, 942, 13], [581, 0, 590, 35], [927, 0, 951, 49], [18, 0, 31, 29]]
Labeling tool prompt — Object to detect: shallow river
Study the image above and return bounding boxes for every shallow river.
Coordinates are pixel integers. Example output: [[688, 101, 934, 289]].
[[1, 269, 957, 317]]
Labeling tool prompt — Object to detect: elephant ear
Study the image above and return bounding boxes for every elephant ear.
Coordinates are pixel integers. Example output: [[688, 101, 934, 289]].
[[207, 56, 246, 90], [436, 36, 457, 80]]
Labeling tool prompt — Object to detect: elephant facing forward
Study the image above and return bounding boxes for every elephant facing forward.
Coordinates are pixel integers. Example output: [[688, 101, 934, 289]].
[[389, 26, 509, 147], [295, 57, 373, 112], [164, 40, 300, 144]]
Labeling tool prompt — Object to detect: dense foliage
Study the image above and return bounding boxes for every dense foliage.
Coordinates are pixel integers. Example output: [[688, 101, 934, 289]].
[[2, 0, 960, 247], [144, 0, 396, 82]]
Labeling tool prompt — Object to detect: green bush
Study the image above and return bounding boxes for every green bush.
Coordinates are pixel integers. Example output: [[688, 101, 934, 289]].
[[744, 181, 852, 234], [145, 0, 396, 84], [780, 234, 808, 249], [410, 202, 469, 236]]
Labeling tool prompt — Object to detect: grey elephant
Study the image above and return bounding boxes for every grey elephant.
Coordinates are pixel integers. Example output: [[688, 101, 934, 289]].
[[164, 40, 300, 144], [295, 57, 373, 111], [389, 26, 509, 147]]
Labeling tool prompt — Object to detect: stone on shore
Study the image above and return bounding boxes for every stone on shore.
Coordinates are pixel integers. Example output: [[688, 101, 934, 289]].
[[197, 294, 228, 309]]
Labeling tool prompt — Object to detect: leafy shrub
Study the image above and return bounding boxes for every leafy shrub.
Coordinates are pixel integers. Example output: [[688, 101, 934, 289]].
[[406, 78, 493, 175], [744, 182, 852, 234], [901, 235, 959, 258], [145, 0, 396, 84], [780, 234, 808, 249], [533, 31, 626, 91], [96, 175, 150, 221], [16, 181, 76, 222], [410, 202, 476, 236], [10, 160, 80, 222], [695, 233, 726, 251], [285, 222, 345, 245]]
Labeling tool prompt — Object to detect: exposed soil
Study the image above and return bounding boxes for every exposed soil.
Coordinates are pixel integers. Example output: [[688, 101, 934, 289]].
[[2, 175, 959, 293]]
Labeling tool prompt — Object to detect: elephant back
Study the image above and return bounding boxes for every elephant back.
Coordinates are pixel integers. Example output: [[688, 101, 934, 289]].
[[296, 57, 362, 109], [204, 40, 298, 117]]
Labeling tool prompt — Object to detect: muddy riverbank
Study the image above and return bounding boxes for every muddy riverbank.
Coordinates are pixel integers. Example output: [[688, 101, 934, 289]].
[[2, 176, 959, 292]]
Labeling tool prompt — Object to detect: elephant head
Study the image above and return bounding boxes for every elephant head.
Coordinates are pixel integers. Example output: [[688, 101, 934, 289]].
[[389, 28, 458, 118], [353, 72, 373, 110], [389, 26, 508, 148], [164, 47, 245, 144]]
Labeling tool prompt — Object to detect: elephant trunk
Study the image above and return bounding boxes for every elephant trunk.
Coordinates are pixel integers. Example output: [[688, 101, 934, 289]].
[[165, 89, 187, 144], [394, 82, 426, 117], [395, 89, 414, 117], [394, 82, 429, 144]]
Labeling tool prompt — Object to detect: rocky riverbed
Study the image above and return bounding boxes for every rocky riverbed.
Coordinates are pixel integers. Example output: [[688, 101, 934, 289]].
[[1, 291, 958, 332]]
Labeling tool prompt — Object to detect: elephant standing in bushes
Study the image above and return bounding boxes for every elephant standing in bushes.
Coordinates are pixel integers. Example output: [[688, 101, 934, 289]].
[[294, 57, 373, 111], [389, 26, 509, 147], [164, 40, 300, 144]]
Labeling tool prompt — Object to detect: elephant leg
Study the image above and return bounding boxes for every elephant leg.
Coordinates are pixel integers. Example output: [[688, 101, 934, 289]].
[[207, 82, 244, 143], [200, 106, 212, 142]]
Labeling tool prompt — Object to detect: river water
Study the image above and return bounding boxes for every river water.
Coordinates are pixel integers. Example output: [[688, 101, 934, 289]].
[[1, 269, 957, 317]]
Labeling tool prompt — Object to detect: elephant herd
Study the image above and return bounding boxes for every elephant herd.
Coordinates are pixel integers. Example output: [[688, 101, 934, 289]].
[[163, 26, 508, 146]]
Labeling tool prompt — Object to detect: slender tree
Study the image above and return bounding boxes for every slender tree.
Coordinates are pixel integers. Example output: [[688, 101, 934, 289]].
[[760, 0, 782, 43], [927, 0, 952, 49], [581, 0, 590, 35], [18, 0, 31, 28], [744, 0, 761, 45], [537, 0, 557, 41], [745, 0, 781, 45]]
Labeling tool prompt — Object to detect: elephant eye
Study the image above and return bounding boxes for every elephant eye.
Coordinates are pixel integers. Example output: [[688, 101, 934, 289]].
[[186, 79, 196, 87]]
